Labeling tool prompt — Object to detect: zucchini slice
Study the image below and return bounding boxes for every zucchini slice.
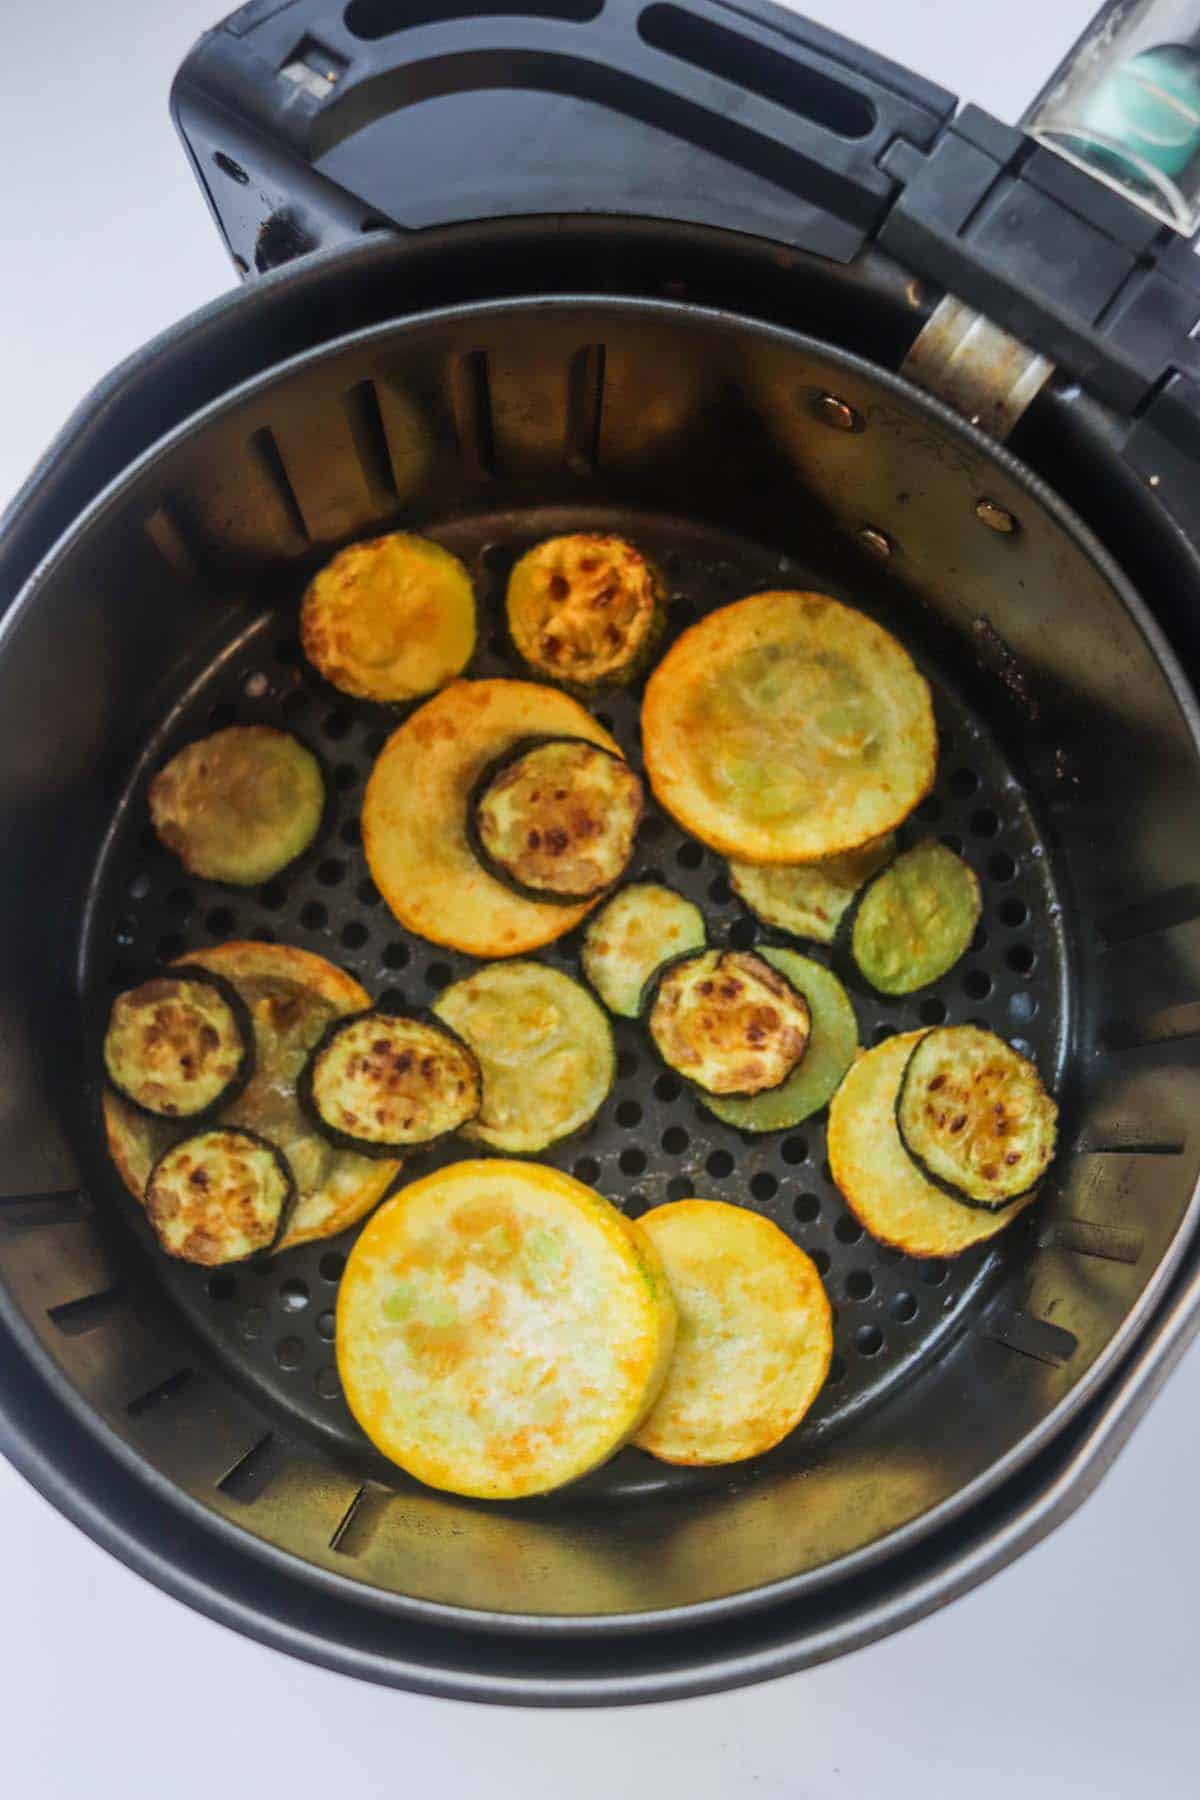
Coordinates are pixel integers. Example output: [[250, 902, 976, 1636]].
[[728, 836, 894, 945], [300, 1010, 481, 1155], [149, 725, 325, 886], [896, 1025, 1057, 1208], [828, 1032, 1037, 1258], [103, 968, 252, 1120], [642, 591, 936, 863], [844, 837, 981, 996], [300, 531, 476, 704], [337, 1159, 677, 1499], [468, 735, 642, 904], [363, 679, 623, 957], [506, 533, 665, 689], [700, 949, 858, 1132], [102, 942, 398, 1251], [581, 882, 707, 1018], [433, 961, 615, 1153], [632, 1200, 832, 1465], [144, 1126, 295, 1265], [647, 948, 811, 1098]]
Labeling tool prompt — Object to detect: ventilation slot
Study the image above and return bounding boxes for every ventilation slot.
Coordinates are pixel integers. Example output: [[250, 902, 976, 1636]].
[[48, 1285, 125, 1337], [1077, 1133, 1184, 1156], [249, 427, 310, 541], [1037, 1219, 1143, 1264], [0, 1189, 90, 1232], [344, 379, 398, 502], [638, 4, 876, 139], [985, 1306, 1078, 1367], [329, 1483, 392, 1557], [566, 344, 606, 475], [126, 1368, 195, 1419], [1102, 1003, 1200, 1051], [144, 501, 203, 580], [452, 352, 495, 479], [1100, 884, 1200, 945], [217, 1433, 286, 1505], [345, 0, 602, 38]]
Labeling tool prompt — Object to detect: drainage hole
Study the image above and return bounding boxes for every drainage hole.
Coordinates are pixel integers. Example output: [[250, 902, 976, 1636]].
[[616, 1100, 642, 1128], [661, 1126, 689, 1155], [855, 1324, 883, 1356], [845, 1270, 874, 1301], [705, 1150, 733, 1180], [781, 1135, 808, 1165], [750, 1171, 778, 1201], [835, 1214, 864, 1245], [793, 1192, 821, 1224], [279, 1278, 309, 1312], [889, 1290, 918, 1322]]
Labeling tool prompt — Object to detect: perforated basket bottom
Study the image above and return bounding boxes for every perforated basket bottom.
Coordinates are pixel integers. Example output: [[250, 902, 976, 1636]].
[[82, 506, 1068, 1502]]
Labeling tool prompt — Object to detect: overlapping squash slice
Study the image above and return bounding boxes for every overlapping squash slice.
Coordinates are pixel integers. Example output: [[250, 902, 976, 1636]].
[[337, 1160, 677, 1498], [145, 1126, 295, 1265], [642, 592, 936, 862], [103, 942, 398, 1251], [362, 679, 624, 956], [828, 1032, 1038, 1258], [896, 1025, 1057, 1208], [300, 531, 476, 703], [103, 968, 252, 1120], [699, 948, 858, 1132], [633, 1200, 832, 1465], [581, 882, 707, 1018], [468, 735, 642, 904]]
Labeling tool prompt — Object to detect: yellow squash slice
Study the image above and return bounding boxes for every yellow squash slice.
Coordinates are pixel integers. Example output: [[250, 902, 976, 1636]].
[[362, 679, 623, 956], [633, 1200, 832, 1465], [337, 1160, 677, 1499], [827, 1031, 1036, 1258], [642, 592, 936, 863], [300, 531, 476, 704], [103, 942, 398, 1250]]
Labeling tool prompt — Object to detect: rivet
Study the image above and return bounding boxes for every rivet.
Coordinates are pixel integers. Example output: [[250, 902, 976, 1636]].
[[1149, 473, 1161, 488], [858, 527, 893, 559], [815, 393, 862, 432], [975, 498, 1018, 534]]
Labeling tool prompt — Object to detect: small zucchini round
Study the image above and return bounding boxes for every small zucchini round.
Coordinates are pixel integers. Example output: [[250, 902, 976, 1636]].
[[467, 735, 642, 904], [647, 948, 812, 1098], [699, 949, 858, 1132], [300, 531, 476, 704], [506, 533, 666, 689], [728, 836, 894, 945], [103, 968, 253, 1121], [299, 1009, 481, 1156], [433, 961, 615, 1153], [144, 1126, 296, 1265], [581, 881, 707, 1018], [632, 1201, 832, 1466], [841, 837, 981, 996], [149, 725, 325, 886], [895, 1025, 1057, 1209]]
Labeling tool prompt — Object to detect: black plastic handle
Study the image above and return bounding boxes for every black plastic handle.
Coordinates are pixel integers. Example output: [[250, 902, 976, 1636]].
[[172, 0, 954, 271]]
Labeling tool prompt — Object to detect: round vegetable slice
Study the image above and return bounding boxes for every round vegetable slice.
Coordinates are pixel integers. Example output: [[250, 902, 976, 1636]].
[[844, 837, 981, 995], [103, 967, 252, 1120], [102, 942, 398, 1251], [581, 882, 707, 1018], [828, 1032, 1037, 1259], [337, 1159, 677, 1498], [632, 1200, 832, 1465], [506, 533, 665, 688], [145, 1126, 295, 1265], [433, 961, 614, 1153], [149, 725, 324, 886], [300, 1010, 481, 1155], [700, 949, 858, 1132], [642, 592, 936, 863], [300, 531, 476, 703], [647, 948, 811, 1098], [362, 679, 622, 957], [728, 836, 894, 944], [468, 735, 642, 904], [896, 1025, 1057, 1208]]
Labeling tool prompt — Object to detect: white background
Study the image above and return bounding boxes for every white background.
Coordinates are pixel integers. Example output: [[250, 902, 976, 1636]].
[[2, 3, 1197, 1794]]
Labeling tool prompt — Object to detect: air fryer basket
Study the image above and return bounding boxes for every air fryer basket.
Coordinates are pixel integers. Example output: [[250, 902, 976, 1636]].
[[3, 292, 1200, 1694]]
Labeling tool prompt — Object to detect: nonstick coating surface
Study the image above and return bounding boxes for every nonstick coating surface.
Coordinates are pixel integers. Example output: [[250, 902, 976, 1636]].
[[81, 505, 1068, 1497]]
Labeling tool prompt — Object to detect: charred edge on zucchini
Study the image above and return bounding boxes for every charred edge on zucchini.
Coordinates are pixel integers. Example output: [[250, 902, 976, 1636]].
[[581, 881, 708, 1019], [144, 1126, 297, 1265], [506, 533, 666, 691], [466, 734, 643, 905], [148, 724, 327, 888], [837, 837, 982, 997], [299, 1009, 482, 1157], [895, 1025, 1057, 1210], [103, 966, 255, 1122], [646, 948, 812, 1099]]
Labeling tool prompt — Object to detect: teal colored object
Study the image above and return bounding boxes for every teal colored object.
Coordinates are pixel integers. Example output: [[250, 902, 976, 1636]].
[[1084, 44, 1200, 180]]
